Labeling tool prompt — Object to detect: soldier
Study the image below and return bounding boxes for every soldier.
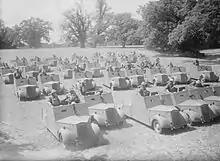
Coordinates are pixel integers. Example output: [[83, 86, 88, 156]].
[[107, 65, 114, 72], [80, 81, 86, 95], [75, 64, 80, 72], [193, 59, 200, 66], [126, 62, 132, 70], [14, 67, 23, 79], [155, 57, 161, 68], [191, 75, 205, 87], [165, 78, 177, 93], [39, 68, 47, 76], [169, 62, 174, 68], [49, 90, 61, 106], [62, 88, 80, 105], [139, 82, 150, 97]]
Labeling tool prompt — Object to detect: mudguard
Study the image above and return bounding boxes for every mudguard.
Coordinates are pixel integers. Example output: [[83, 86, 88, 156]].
[[18, 89, 26, 97], [208, 103, 220, 116], [35, 87, 41, 96], [58, 127, 77, 145], [179, 111, 190, 124], [150, 115, 171, 129], [93, 113, 106, 126], [183, 110, 201, 123]]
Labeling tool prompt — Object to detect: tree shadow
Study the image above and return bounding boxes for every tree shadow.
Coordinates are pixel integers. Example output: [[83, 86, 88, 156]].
[[164, 126, 197, 136], [64, 130, 110, 152], [126, 116, 197, 135], [0, 139, 37, 160], [151, 49, 220, 63], [100, 121, 133, 132]]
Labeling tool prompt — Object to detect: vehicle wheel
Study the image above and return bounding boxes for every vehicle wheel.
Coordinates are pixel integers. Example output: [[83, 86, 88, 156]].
[[58, 132, 63, 142], [19, 96, 26, 101], [105, 121, 110, 128], [181, 125, 188, 129], [187, 114, 193, 126], [152, 120, 163, 134]]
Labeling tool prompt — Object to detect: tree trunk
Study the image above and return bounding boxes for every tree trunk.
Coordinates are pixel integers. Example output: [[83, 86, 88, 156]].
[[80, 38, 86, 48], [122, 43, 126, 48], [92, 40, 97, 48]]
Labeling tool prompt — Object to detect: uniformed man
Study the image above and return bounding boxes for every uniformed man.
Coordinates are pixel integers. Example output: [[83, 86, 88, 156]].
[[155, 57, 161, 68], [139, 82, 150, 97], [49, 90, 60, 106], [63, 88, 80, 104], [165, 78, 177, 93], [191, 75, 205, 87], [169, 62, 174, 68], [80, 81, 86, 95], [107, 65, 114, 72], [194, 59, 200, 66], [127, 62, 132, 70], [14, 67, 23, 79], [39, 68, 47, 76]]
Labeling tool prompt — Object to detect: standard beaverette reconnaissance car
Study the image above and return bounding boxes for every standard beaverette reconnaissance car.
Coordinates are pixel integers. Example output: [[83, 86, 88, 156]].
[[185, 63, 219, 82], [14, 77, 41, 101], [3, 72, 14, 85], [73, 71, 93, 80], [90, 68, 103, 78], [161, 90, 216, 125], [145, 67, 169, 86], [63, 69, 73, 79], [167, 66, 190, 84], [129, 75, 145, 87], [124, 92, 190, 134], [75, 78, 97, 96], [187, 86, 220, 117], [24, 65, 40, 81], [41, 99, 102, 149], [110, 77, 131, 90], [89, 103, 126, 128], [38, 73, 65, 95]]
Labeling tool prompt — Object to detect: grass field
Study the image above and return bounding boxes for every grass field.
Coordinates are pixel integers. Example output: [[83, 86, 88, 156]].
[[1, 47, 220, 160]]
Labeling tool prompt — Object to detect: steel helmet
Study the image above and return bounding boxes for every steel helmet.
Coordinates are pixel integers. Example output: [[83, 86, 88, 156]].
[[51, 89, 56, 94]]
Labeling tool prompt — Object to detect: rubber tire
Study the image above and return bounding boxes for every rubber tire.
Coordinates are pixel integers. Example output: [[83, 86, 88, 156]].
[[152, 120, 163, 134], [19, 96, 26, 101], [186, 113, 193, 126], [58, 132, 63, 142]]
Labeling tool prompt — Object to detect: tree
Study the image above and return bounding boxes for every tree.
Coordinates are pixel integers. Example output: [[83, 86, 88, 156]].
[[90, 0, 113, 48], [62, 2, 91, 48], [17, 17, 52, 48], [138, 0, 186, 50], [107, 13, 140, 48], [139, 0, 220, 55], [168, 0, 220, 50], [0, 19, 24, 49]]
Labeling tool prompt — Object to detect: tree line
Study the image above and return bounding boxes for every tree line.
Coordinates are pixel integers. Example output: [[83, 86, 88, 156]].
[[1, 0, 220, 56]]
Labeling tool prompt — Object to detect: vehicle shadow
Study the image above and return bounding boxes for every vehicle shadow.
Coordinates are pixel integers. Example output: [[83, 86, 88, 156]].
[[164, 126, 197, 136], [65, 130, 110, 152], [0, 131, 37, 160], [99, 121, 133, 132], [126, 116, 197, 135]]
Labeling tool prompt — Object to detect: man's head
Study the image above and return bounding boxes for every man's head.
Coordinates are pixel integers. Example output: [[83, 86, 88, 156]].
[[141, 82, 146, 89], [51, 89, 57, 96], [169, 77, 174, 84], [69, 88, 76, 95]]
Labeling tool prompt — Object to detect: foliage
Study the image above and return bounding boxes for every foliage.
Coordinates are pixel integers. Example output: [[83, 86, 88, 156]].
[[62, 2, 91, 48], [139, 0, 220, 55], [0, 19, 24, 49], [106, 13, 142, 47], [89, 0, 113, 47], [16, 17, 53, 48]]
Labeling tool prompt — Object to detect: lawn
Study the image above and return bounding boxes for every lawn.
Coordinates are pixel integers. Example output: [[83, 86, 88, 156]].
[[0, 47, 220, 160]]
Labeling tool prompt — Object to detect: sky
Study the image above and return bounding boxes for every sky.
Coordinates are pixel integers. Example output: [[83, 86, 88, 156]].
[[1, 0, 150, 43]]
